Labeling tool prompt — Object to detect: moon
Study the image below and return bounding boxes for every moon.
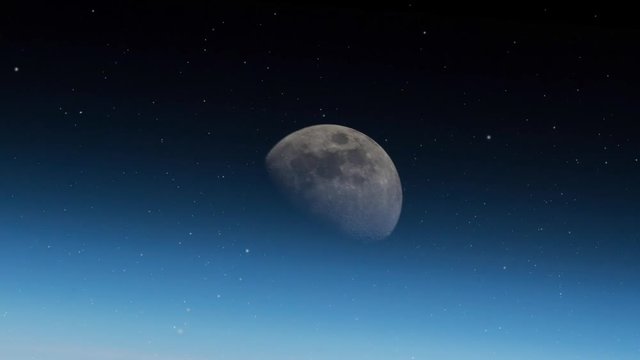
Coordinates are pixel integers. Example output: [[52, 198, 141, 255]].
[[265, 124, 402, 241]]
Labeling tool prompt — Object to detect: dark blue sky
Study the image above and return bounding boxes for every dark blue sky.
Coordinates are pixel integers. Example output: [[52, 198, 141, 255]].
[[1, 3, 639, 359]]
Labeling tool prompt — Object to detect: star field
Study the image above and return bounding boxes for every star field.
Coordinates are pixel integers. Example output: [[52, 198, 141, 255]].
[[1, 3, 639, 359]]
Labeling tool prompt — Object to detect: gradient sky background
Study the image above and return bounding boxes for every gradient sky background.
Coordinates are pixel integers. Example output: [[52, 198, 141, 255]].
[[1, 3, 639, 359]]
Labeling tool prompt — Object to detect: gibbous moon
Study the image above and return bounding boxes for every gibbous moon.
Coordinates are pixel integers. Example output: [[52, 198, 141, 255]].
[[265, 124, 402, 241]]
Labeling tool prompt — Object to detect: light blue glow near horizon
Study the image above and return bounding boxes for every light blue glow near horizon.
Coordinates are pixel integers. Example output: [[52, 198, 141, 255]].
[[1, 225, 639, 359]]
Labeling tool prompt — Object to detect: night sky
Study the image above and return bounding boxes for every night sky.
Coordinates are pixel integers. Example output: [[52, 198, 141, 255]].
[[1, 3, 639, 359]]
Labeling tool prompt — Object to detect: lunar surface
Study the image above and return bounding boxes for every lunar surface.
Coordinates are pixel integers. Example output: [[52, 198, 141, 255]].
[[266, 124, 402, 241]]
